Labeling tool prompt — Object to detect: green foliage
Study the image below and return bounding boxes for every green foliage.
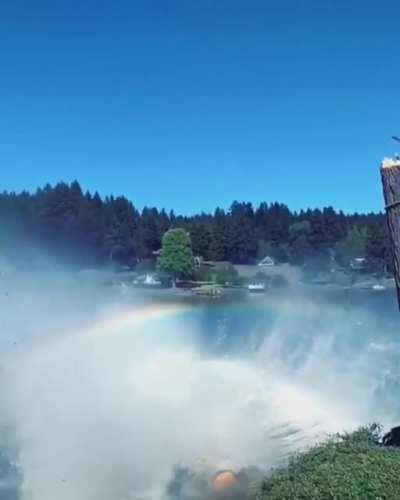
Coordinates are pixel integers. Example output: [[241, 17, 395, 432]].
[[193, 265, 214, 282], [229, 202, 257, 263], [365, 223, 392, 275], [210, 207, 230, 261], [157, 229, 195, 280], [257, 240, 288, 263], [289, 234, 313, 265], [289, 220, 311, 241], [189, 224, 213, 259], [336, 226, 367, 265], [257, 240, 270, 260], [366, 224, 386, 260], [255, 202, 291, 243], [0, 182, 390, 272], [257, 425, 400, 500], [288, 220, 313, 265], [215, 263, 240, 285], [140, 207, 166, 256]]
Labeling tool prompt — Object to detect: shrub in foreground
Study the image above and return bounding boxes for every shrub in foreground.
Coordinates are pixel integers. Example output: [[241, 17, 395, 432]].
[[257, 425, 400, 500]]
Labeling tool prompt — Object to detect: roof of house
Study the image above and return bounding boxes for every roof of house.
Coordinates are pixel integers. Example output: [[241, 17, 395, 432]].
[[259, 256, 274, 264]]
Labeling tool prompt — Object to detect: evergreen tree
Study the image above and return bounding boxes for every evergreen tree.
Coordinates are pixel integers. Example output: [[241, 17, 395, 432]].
[[140, 207, 163, 257], [336, 226, 367, 266], [210, 208, 230, 261], [189, 223, 212, 259], [0, 182, 390, 272], [105, 196, 139, 266], [228, 202, 257, 263], [288, 220, 312, 264]]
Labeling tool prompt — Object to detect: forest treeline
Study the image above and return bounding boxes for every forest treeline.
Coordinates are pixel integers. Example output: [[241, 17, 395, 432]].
[[0, 181, 392, 273]]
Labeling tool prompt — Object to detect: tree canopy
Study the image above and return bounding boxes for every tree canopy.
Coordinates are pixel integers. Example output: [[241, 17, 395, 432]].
[[0, 181, 391, 274], [157, 228, 195, 280]]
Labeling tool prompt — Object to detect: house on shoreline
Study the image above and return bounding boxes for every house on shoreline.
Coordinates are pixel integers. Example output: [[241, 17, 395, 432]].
[[258, 256, 275, 267]]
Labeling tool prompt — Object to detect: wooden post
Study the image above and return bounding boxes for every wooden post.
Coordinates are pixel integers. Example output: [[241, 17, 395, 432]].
[[380, 158, 400, 309]]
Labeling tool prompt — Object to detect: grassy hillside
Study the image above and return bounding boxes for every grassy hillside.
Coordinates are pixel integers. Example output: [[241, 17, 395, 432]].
[[256, 425, 400, 500]]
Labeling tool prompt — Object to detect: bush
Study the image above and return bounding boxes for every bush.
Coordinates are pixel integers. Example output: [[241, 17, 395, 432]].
[[215, 264, 240, 285], [194, 265, 214, 282], [257, 425, 400, 500]]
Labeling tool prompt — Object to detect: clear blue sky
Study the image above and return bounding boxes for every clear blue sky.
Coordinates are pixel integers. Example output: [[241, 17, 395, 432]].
[[1, 0, 399, 214]]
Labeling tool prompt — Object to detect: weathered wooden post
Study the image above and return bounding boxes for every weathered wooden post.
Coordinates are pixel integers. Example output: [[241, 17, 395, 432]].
[[380, 156, 400, 309]]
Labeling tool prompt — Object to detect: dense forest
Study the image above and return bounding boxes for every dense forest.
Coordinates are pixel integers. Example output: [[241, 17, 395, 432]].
[[0, 181, 392, 274]]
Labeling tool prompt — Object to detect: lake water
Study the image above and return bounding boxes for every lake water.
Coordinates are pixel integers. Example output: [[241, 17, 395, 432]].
[[1, 279, 399, 499]]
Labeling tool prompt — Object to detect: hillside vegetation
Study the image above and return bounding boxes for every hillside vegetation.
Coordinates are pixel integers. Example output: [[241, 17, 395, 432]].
[[0, 182, 390, 273]]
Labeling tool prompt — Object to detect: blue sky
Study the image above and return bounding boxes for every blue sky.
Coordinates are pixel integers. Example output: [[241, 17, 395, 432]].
[[1, 0, 399, 214]]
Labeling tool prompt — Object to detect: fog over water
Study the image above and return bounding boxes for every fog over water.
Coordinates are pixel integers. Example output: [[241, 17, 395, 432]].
[[0, 266, 399, 499]]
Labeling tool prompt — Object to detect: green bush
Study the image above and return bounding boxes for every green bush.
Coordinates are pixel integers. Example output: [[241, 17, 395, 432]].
[[257, 425, 400, 500], [194, 265, 214, 282], [215, 263, 240, 285]]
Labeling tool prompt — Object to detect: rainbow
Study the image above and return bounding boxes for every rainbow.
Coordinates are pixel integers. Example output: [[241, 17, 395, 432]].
[[75, 302, 190, 340]]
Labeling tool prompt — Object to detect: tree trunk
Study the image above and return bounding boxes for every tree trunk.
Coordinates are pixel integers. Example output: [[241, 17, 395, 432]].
[[380, 161, 400, 309]]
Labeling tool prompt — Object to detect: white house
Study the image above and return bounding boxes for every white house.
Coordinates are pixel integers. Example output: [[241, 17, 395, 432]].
[[258, 256, 275, 267]]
